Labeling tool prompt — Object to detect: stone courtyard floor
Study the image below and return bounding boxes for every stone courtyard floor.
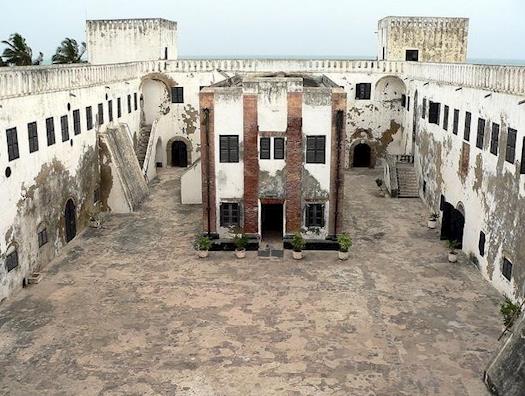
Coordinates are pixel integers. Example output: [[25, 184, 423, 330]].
[[0, 168, 503, 395]]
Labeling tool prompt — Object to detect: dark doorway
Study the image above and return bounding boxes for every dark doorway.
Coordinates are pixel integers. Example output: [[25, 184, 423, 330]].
[[65, 199, 76, 243], [353, 143, 371, 167], [441, 202, 465, 248], [406, 49, 419, 62], [261, 204, 283, 241], [172, 141, 188, 167]]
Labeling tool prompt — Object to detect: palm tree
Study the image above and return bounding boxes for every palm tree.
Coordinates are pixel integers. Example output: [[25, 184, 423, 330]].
[[1, 33, 43, 66], [52, 38, 86, 64]]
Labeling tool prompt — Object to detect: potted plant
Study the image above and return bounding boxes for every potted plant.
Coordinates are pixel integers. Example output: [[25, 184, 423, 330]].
[[447, 240, 459, 263], [194, 234, 212, 258], [337, 233, 352, 260], [375, 178, 385, 197], [233, 233, 248, 259], [291, 232, 306, 260], [428, 213, 438, 229], [500, 296, 522, 329]]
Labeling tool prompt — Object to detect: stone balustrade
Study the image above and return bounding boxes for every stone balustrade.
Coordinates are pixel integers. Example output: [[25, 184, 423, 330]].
[[1, 58, 524, 99]]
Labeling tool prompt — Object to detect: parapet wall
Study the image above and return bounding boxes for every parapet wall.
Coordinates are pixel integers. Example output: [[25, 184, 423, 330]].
[[1, 59, 524, 99]]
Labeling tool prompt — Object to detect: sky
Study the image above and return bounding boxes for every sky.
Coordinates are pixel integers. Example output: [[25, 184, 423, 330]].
[[1, 0, 524, 62]]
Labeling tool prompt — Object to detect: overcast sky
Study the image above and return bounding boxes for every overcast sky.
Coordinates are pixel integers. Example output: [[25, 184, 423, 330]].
[[1, 0, 524, 61]]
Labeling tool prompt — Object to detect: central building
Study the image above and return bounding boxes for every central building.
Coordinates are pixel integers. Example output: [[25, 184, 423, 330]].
[[199, 73, 347, 244]]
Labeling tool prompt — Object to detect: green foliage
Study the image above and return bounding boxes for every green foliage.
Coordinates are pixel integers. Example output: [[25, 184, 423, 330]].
[[52, 38, 86, 64], [500, 296, 522, 328], [447, 240, 459, 252], [193, 234, 212, 251], [291, 232, 305, 252], [337, 233, 352, 253], [1, 33, 43, 66], [233, 233, 248, 250]]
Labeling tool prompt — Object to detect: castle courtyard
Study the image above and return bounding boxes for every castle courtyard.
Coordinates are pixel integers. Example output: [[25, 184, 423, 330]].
[[0, 168, 502, 395]]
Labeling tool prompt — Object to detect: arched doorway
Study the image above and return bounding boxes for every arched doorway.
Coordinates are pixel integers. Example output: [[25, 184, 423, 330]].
[[440, 201, 465, 248], [353, 143, 371, 167], [65, 199, 76, 243], [172, 141, 188, 167]]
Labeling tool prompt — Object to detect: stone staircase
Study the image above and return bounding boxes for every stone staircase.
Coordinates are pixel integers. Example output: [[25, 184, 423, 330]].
[[397, 164, 419, 198], [136, 124, 152, 168]]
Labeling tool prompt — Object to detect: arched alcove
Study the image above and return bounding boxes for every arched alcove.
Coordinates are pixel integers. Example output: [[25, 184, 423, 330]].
[[166, 136, 193, 167]]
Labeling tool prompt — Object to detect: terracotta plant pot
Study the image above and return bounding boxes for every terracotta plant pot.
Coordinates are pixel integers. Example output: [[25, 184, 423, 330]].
[[338, 251, 349, 261], [197, 250, 209, 258], [235, 249, 246, 259], [448, 252, 457, 263], [427, 219, 437, 229], [292, 251, 303, 260]]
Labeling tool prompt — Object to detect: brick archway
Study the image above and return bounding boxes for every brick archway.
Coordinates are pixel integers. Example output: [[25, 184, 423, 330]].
[[166, 136, 192, 167]]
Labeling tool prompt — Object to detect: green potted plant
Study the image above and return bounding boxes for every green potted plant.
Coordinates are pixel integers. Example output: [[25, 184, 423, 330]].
[[194, 234, 212, 258], [447, 240, 459, 263], [233, 233, 248, 259], [500, 296, 522, 329], [428, 212, 438, 229], [337, 233, 352, 260], [291, 232, 306, 260]]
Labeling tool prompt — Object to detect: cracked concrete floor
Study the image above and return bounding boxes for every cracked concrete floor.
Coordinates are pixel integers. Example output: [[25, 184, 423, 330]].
[[0, 168, 502, 395]]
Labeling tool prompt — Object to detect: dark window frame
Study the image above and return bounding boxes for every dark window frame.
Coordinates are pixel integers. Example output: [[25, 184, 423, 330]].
[[134, 93, 138, 111], [428, 101, 441, 125], [490, 122, 500, 155], [422, 98, 427, 119], [86, 106, 93, 131], [117, 98, 122, 118], [97, 103, 104, 126], [219, 135, 240, 163], [260, 137, 270, 160], [171, 87, 184, 103], [464, 111, 472, 141], [405, 49, 419, 61], [220, 202, 240, 228], [73, 109, 81, 135], [443, 105, 449, 131], [476, 118, 486, 149], [38, 227, 48, 248], [306, 136, 326, 164], [355, 83, 371, 100], [5, 249, 19, 272], [520, 137, 525, 175], [478, 231, 486, 257], [401, 94, 407, 108], [506, 128, 517, 164], [6, 127, 20, 161], [274, 137, 285, 160], [452, 109, 459, 135], [46, 117, 56, 146], [28, 122, 39, 153], [305, 203, 325, 228], [502, 258, 513, 281], [108, 100, 114, 122], [127, 94, 132, 114], [60, 115, 69, 142]]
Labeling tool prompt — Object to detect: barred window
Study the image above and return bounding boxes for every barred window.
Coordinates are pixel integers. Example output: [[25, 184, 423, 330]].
[[6, 127, 19, 161], [5, 249, 18, 272], [355, 83, 371, 100], [305, 204, 325, 228], [219, 135, 239, 163], [502, 258, 513, 281], [38, 226, 48, 248], [476, 118, 486, 149], [46, 117, 56, 146], [73, 109, 81, 135], [86, 106, 93, 131], [220, 203, 240, 227], [274, 137, 285, 160], [60, 115, 69, 142], [490, 123, 500, 155], [506, 128, 517, 164], [171, 87, 184, 103], [306, 136, 326, 164], [464, 111, 471, 141], [260, 137, 270, 160], [28, 122, 39, 153]]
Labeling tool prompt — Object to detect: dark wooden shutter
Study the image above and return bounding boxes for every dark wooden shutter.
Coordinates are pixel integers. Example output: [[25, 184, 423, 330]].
[[506, 128, 517, 163], [476, 118, 485, 149], [443, 105, 449, 131], [464, 112, 471, 141], [490, 123, 499, 155], [274, 138, 285, 159], [61, 115, 69, 142], [86, 107, 93, 130], [28, 122, 38, 153], [46, 117, 55, 146], [453, 109, 459, 135], [230, 136, 239, 162], [260, 137, 270, 159], [73, 110, 81, 135], [429, 102, 440, 125], [98, 103, 104, 125]]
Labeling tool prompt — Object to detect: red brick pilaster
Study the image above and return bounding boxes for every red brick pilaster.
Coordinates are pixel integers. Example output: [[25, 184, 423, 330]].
[[329, 92, 347, 235], [285, 92, 303, 234], [243, 95, 259, 234], [200, 92, 216, 234]]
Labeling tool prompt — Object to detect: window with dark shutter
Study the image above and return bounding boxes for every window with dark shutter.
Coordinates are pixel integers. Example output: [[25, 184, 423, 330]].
[[355, 83, 371, 100], [502, 258, 513, 281], [407, 96, 411, 111], [274, 137, 285, 160], [127, 94, 132, 113], [478, 231, 486, 257], [422, 98, 427, 119], [108, 100, 113, 122], [464, 112, 471, 141], [6, 128, 19, 161], [401, 94, 406, 108], [117, 98, 122, 118], [73, 109, 81, 135], [28, 122, 39, 153], [490, 123, 500, 155], [38, 228, 48, 248], [134, 93, 138, 110], [443, 105, 449, 131], [305, 204, 325, 227], [220, 203, 240, 227], [97, 103, 104, 125], [171, 87, 184, 103], [60, 115, 69, 142], [5, 249, 18, 272], [520, 138, 525, 175], [506, 128, 517, 164], [260, 137, 270, 159], [219, 135, 239, 163], [476, 118, 485, 149], [46, 117, 56, 146], [86, 107, 93, 131], [428, 102, 440, 125], [306, 136, 326, 164], [453, 109, 459, 135]]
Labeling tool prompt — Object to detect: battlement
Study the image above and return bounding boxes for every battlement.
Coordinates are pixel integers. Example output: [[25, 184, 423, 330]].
[[379, 16, 468, 29], [86, 18, 177, 31]]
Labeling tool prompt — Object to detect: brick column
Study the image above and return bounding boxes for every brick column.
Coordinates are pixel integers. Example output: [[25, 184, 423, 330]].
[[200, 92, 216, 234], [243, 95, 259, 234], [285, 92, 303, 234], [329, 92, 347, 236]]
